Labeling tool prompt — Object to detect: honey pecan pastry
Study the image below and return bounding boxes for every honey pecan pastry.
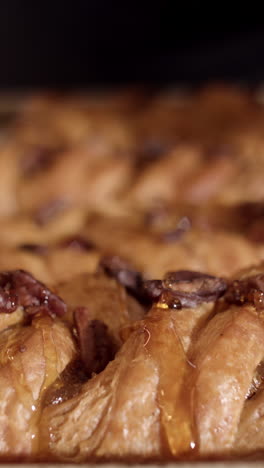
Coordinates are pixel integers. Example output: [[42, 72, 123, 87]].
[[0, 86, 263, 461], [0, 265, 263, 461]]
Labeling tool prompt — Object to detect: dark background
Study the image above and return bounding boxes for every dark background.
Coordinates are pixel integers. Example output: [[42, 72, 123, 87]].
[[0, 2, 263, 88]]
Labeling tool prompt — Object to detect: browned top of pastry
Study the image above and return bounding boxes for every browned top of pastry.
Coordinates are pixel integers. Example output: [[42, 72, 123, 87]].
[[0, 85, 263, 462]]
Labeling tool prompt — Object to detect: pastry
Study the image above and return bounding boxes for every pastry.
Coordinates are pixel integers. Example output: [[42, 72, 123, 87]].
[[0, 85, 263, 461]]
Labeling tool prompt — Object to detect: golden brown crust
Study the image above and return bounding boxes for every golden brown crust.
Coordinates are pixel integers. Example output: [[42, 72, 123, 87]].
[[0, 86, 264, 461]]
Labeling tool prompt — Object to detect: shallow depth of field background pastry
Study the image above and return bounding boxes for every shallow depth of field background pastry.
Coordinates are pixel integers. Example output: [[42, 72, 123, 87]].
[[0, 4, 264, 463]]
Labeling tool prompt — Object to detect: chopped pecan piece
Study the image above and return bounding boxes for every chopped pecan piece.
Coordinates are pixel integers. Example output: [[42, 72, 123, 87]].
[[74, 307, 115, 376], [144, 270, 227, 308], [0, 270, 66, 316], [225, 274, 264, 310], [21, 146, 60, 176], [58, 235, 95, 251], [35, 199, 68, 225], [19, 243, 48, 255], [162, 216, 192, 242], [99, 255, 147, 303]]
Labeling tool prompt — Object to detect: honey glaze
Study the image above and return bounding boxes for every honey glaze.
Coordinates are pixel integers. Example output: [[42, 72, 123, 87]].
[[42, 358, 87, 407], [143, 304, 197, 458], [0, 323, 44, 458], [0, 312, 76, 461], [157, 290, 182, 310], [2, 301, 264, 461], [2, 293, 264, 460]]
